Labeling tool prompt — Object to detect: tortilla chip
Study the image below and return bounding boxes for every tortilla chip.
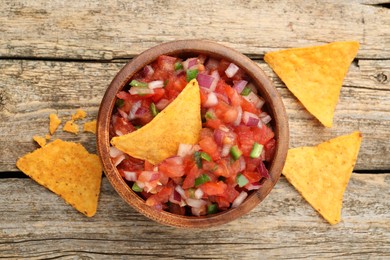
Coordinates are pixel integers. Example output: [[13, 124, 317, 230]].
[[264, 41, 359, 127], [282, 131, 362, 224], [72, 109, 87, 121], [33, 135, 46, 147], [63, 120, 79, 134], [49, 113, 61, 134], [83, 120, 97, 134], [16, 139, 102, 217], [45, 134, 51, 140], [111, 79, 202, 165]]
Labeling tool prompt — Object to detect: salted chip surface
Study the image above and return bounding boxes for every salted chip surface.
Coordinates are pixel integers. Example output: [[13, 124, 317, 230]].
[[16, 139, 102, 217], [111, 79, 202, 165], [83, 120, 97, 134], [49, 113, 61, 134], [282, 131, 362, 224], [72, 109, 87, 120], [264, 41, 359, 127], [63, 120, 79, 134]]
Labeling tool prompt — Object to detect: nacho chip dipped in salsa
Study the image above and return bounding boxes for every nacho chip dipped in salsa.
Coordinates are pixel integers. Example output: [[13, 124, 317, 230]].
[[109, 55, 276, 216], [282, 131, 362, 224]]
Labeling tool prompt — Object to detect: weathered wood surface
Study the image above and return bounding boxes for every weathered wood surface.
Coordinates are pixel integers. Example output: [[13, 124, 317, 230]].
[[1, 59, 389, 171], [0, 175, 389, 259], [0, 0, 389, 60]]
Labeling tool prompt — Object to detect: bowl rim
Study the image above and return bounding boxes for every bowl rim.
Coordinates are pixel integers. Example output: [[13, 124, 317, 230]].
[[97, 39, 289, 228]]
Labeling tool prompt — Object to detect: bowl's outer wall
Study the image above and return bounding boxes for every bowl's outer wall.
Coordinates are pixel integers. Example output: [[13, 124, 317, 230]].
[[97, 40, 289, 228]]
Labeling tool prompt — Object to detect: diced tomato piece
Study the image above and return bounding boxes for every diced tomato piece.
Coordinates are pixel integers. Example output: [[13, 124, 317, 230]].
[[145, 186, 173, 210], [217, 60, 231, 79], [151, 88, 166, 103], [219, 184, 240, 202], [200, 181, 227, 196], [144, 161, 155, 171], [235, 125, 254, 157], [112, 115, 135, 136], [243, 171, 262, 183], [240, 95, 259, 114], [214, 101, 238, 124], [168, 203, 186, 215], [215, 196, 230, 209], [156, 55, 177, 72], [117, 156, 144, 172], [245, 157, 262, 172], [204, 118, 223, 130], [214, 159, 230, 178], [224, 85, 241, 106], [252, 125, 275, 145], [182, 163, 201, 189], [199, 136, 220, 161], [159, 157, 186, 178]]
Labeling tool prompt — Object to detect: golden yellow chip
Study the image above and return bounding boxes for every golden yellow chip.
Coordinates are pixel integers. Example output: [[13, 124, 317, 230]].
[[111, 79, 202, 165], [33, 135, 46, 147], [83, 120, 97, 134], [63, 120, 79, 134], [282, 131, 362, 224], [49, 113, 61, 134], [16, 139, 102, 217], [72, 109, 87, 120], [264, 41, 359, 127], [45, 134, 51, 140]]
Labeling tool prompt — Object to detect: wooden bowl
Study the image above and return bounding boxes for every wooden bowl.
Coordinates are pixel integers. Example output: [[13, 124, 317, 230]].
[[97, 40, 289, 228]]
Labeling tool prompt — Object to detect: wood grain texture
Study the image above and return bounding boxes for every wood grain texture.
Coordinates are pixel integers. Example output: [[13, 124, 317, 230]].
[[0, 0, 389, 60], [0, 175, 388, 259], [1, 59, 389, 171]]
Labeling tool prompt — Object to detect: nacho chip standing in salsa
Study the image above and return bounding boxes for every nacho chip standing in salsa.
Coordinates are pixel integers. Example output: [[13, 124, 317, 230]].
[[109, 54, 277, 216]]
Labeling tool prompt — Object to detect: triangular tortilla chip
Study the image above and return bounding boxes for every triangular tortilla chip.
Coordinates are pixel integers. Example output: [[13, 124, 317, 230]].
[[16, 139, 102, 217], [282, 131, 362, 224], [264, 41, 359, 127], [111, 79, 202, 165]]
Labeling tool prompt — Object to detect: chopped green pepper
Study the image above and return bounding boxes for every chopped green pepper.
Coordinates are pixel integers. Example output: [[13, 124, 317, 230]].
[[132, 182, 143, 192], [240, 87, 252, 96], [250, 142, 263, 159], [205, 111, 215, 120], [194, 151, 203, 169], [186, 69, 198, 82], [207, 204, 218, 214], [195, 174, 211, 187], [115, 99, 124, 108], [174, 62, 183, 71], [150, 102, 159, 117], [230, 145, 242, 160], [130, 79, 148, 88], [236, 173, 249, 187], [200, 152, 212, 162], [188, 188, 196, 199]]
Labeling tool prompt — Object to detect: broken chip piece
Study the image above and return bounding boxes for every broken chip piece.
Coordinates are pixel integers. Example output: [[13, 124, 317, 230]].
[[72, 109, 87, 121], [63, 120, 79, 134], [83, 120, 97, 134], [264, 41, 359, 127], [49, 113, 62, 135], [16, 139, 102, 217], [111, 79, 202, 165], [282, 131, 362, 224], [33, 135, 46, 147]]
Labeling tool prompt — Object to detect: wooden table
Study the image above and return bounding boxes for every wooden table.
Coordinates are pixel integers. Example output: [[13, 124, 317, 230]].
[[1, 1, 389, 258]]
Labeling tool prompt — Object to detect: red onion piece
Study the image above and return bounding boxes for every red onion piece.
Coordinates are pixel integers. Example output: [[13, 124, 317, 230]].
[[238, 156, 246, 172], [242, 111, 260, 126], [148, 80, 164, 89], [194, 188, 204, 200], [109, 146, 124, 158], [112, 154, 126, 167], [129, 86, 154, 95], [233, 106, 243, 126], [213, 129, 225, 146], [261, 114, 272, 125], [197, 73, 215, 89], [221, 143, 232, 157], [205, 58, 219, 70], [155, 98, 170, 110], [233, 80, 248, 93], [183, 58, 198, 70], [123, 171, 137, 182], [225, 63, 239, 78], [191, 205, 207, 216], [177, 143, 193, 157], [175, 185, 187, 199], [232, 191, 248, 208], [143, 65, 154, 77], [203, 92, 218, 107], [186, 198, 207, 208], [246, 182, 262, 191], [117, 108, 128, 119]]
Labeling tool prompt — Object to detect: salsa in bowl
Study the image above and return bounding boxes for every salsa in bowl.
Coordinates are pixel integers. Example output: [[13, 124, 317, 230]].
[[97, 40, 289, 228]]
